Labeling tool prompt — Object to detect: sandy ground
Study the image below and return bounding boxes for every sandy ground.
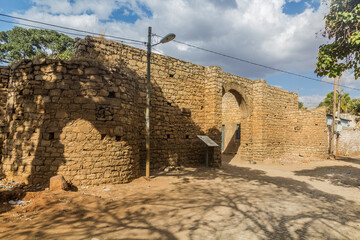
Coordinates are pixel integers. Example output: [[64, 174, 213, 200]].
[[0, 155, 360, 240]]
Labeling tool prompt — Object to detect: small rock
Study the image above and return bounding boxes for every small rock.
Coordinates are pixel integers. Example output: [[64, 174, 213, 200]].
[[49, 175, 68, 191]]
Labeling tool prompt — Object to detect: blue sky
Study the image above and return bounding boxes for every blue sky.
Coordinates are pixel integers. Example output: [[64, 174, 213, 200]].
[[0, 0, 359, 107]]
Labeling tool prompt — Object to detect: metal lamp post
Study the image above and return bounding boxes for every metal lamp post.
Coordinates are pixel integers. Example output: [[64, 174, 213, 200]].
[[146, 27, 175, 179]]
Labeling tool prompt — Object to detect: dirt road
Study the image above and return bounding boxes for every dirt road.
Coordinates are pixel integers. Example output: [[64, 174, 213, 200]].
[[1, 156, 360, 240]]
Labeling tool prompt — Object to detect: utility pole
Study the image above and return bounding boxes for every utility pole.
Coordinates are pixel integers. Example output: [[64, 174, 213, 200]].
[[336, 75, 342, 156], [145, 26, 151, 179], [330, 76, 338, 158], [145, 27, 175, 179]]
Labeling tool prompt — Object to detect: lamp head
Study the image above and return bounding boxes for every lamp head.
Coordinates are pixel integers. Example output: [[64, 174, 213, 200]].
[[160, 33, 176, 44]]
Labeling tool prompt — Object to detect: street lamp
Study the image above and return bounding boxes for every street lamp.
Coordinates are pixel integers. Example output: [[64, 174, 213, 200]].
[[146, 26, 176, 179]]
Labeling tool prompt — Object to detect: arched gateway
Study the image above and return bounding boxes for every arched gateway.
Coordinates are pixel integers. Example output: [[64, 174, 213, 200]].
[[221, 82, 252, 161]]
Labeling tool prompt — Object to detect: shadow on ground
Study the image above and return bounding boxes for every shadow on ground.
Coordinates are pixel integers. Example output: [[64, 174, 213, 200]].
[[336, 156, 360, 165], [1, 163, 360, 240], [295, 165, 360, 188]]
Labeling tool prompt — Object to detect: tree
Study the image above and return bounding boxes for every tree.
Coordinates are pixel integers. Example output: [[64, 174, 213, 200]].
[[298, 101, 307, 110], [318, 91, 352, 114], [315, 0, 360, 156], [315, 0, 360, 79], [350, 98, 360, 115], [0, 27, 74, 64]]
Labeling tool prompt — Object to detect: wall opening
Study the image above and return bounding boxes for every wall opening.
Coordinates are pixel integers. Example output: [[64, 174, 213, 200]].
[[221, 87, 249, 156]]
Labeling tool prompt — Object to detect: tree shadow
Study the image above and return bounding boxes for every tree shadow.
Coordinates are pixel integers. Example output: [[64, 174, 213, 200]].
[[336, 156, 360, 165], [1, 55, 219, 190], [1, 163, 359, 239], [295, 165, 360, 188]]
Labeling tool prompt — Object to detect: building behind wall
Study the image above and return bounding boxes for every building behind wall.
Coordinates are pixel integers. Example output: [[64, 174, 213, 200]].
[[0, 36, 329, 185]]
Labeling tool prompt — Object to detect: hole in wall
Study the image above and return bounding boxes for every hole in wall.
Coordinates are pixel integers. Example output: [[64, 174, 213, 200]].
[[167, 102, 172, 106], [19, 90, 23, 96], [115, 136, 121, 141], [108, 91, 116, 98], [167, 134, 171, 139], [49, 132, 55, 140], [101, 134, 106, 140], [28, 152, 31, 156], [186, 135, 189, 139], [200, 106, 204, 110], [169, 74, 174, 78]]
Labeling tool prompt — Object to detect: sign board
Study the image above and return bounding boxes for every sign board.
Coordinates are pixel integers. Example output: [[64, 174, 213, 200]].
[[197, 135, 219, 147]]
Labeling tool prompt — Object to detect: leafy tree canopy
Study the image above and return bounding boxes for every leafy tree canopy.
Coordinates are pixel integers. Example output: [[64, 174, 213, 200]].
[[315, 0, 360, 78], [318, 90, 358, 114], [298, 101, 307, 110], [0, 27, 74, 64]]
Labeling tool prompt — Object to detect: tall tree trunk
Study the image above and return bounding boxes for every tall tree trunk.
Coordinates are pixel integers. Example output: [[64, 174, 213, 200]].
[[330, 76, 338, 158]]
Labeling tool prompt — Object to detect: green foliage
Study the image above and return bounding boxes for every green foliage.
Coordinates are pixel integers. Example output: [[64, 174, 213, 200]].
[[298, 101, 307, 110], [350, 98, 360, 115], [318, 90, 353, 113], [0, 27, 74, 64], [315, 0, 360, 78]]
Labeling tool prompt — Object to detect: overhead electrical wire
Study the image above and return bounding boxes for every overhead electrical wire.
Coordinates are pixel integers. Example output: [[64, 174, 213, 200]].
[[0, 13, 146, 44], [154, 34, 360, 92], [0, 13, 358, 92], [0, 19, 146, 48]]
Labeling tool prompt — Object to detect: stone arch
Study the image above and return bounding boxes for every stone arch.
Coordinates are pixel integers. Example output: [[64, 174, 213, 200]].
[[221, 82, 251, 159]]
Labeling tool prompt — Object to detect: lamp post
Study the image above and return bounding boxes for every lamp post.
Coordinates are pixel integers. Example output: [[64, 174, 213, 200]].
[[146, 27, 175, 179]]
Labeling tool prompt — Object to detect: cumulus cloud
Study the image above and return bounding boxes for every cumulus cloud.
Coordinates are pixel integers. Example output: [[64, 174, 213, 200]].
[[299, 94, 324, 108], [13, 0, 329, 79], [322, 70, 360, 92]]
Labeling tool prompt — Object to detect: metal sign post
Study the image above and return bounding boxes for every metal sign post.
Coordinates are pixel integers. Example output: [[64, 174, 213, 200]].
[[197, 135, 219, 167]]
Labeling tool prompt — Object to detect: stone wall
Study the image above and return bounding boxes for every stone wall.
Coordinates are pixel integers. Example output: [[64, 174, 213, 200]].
[[336, 128, 360, 156], [0, 66, 9, 159], [285, 109, 329, 161], [75, 36, 221, 169], [75, 36, 328, 164], [0, 36, 330, 185], [1, 59, 140, 185]]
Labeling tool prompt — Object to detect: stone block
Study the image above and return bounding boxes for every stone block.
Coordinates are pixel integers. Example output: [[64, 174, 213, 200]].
[[49, 175, 68, 191]]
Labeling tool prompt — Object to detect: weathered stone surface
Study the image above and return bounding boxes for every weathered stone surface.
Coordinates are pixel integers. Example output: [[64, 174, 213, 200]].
[[0, 36, 330, 187], [49, 175, 68, 191]]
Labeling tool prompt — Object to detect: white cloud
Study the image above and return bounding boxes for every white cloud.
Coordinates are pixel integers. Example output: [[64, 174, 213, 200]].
[[299, 94, 324, 108], [322, 70, 360, 91], [13, 0, 329, 79]]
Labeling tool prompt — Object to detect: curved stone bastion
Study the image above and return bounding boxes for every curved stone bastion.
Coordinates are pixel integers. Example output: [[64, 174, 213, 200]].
[[1, 59, 140, 185]]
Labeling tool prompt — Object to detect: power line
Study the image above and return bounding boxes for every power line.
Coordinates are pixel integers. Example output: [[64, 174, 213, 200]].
[[0, 19, 146, 47], [1, 13, 358, 92], [0, 13, 146, 44], [154, 34, 360, 92]]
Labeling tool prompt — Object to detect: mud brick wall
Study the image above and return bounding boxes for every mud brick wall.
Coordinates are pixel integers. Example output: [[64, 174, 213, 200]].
[[76, 36, 221, 168], [1, 59, 140, 185], [336, 128, 360, 156]]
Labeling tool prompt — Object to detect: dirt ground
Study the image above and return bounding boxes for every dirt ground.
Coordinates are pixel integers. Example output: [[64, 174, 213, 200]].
[[1, 155, 360, 240]]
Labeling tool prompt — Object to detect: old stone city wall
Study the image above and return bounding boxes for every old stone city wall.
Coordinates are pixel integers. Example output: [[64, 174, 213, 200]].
[[0, 36, 329, 185], [75, 37, 222, 171], [0, 59, 141, 185], [0, 66, 9, 156]]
